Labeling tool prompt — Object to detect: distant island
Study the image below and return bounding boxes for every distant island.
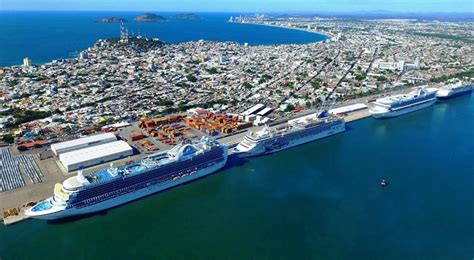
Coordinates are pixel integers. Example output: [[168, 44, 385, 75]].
[[96, 17, 127, 23], [133, 13, 166, 22], [172, 13, 201, 20]]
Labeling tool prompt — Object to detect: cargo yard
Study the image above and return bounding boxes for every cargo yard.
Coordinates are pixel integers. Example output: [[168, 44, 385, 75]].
[[1, 14, 471, 224], [1, 83, 468, 224], [0, 100, 375, 224]]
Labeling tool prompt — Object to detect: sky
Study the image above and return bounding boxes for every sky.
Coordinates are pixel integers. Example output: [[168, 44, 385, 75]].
[[0, 0, 472, 13]]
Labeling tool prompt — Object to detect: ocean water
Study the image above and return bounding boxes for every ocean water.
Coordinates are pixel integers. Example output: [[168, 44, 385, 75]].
[[0, 11, 327, 66], [0, 94, 472, 259]]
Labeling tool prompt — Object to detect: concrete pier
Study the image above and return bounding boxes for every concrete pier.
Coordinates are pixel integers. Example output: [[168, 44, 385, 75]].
[[3, 210, 30, 225], [1, 106, 372, 225], [220, 108, 371, 149]]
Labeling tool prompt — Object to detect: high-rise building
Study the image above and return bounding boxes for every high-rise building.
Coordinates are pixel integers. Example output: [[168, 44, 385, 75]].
[[120, 23, 129, 43], [23, 57, 32, 67], [79, 51, 89, 60]]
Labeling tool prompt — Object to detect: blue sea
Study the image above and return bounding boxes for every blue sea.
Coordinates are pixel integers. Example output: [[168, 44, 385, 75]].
[[0, 11, 326, 66], [1, 94, 473, 259], [0, 11, 473, 259]]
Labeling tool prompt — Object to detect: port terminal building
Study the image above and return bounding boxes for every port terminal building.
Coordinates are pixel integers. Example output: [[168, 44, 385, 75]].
[[51, 133, 118, 156], [51, 133, 133, 172], [329, 103, 368, 115]]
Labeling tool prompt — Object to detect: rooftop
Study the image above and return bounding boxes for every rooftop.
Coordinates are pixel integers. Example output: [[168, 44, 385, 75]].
[[58, 140, 132, 166], [51, 133, 117, 152]]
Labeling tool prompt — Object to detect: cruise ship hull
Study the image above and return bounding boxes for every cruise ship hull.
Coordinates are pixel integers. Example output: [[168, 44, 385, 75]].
[[370, 99, 436, 119], [30, 161, 227, 220], [436, 86, 472, 100], [235, 125, 345, 158]]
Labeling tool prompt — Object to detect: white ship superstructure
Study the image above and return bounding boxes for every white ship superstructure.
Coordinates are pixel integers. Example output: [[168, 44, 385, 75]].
[[26, 137, 228, 220], [369, 87, 437, 119], [232, 112, 345, 157], [436, 82, 472, 99]]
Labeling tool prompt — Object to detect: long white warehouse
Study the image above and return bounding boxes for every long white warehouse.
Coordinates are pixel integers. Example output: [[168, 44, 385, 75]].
[[257, 107, 273, 116], [243, 104, 265, 116], [51, 133, 117, 156], [329, 103, 368, 115], [59, 140, 133, 172]]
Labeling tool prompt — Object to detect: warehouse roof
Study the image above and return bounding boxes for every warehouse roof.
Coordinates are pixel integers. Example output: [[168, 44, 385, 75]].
[[51, 133, 117, 152], [257, 107, 273, 116], [243, 104, 265, 115], [59, 140, 132, 167], [329, 103, 368, 115]]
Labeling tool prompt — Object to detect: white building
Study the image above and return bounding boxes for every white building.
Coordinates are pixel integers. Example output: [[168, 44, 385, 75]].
[[257, 107, 273, 116], [51, 133, 117, 156], [329, 103, 368, 115], [242, 104, 265, 116], [374, 60, 405, 71], [59, 141, 133, 172], [218, 56, 229, 64], [79, 51, 89, 60], [23, 57, 32, 67]]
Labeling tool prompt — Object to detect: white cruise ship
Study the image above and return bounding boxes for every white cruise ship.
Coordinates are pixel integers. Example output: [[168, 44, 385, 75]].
[[25, 137, 228, 220], [436, 82, 472, 100], [369, 87, 438, 119], [232, 112, 345, 157]]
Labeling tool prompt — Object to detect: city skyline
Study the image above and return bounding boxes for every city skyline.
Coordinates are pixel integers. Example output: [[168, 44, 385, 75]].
[[1, 0, 473, 13]]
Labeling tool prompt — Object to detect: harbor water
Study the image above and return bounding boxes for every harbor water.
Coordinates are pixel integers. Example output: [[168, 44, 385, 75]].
[[0, 94, 472, 259], [0, 11, 327, 67]]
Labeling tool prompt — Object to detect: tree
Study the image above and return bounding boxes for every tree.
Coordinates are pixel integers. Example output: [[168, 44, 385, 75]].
[[207, 68, 218, 74], [355, 73, 366, 81], [2, 135, 14, 144], [311, 80, 321, 89], [243, 82, 253, 89], [186, 74, 198, 82], [284, 104, 295, 112]]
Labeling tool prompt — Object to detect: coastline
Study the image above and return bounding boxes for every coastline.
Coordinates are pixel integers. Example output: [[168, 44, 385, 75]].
[[229, 20, 332, 41], [1, 10, 474, 259], [1, 93, 473, 259], [0, 14, 327, 67]]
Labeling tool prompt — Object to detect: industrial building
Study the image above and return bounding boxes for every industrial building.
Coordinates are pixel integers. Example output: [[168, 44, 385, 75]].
[[242, 104, 265, 116], [257, 107, 273, 116], [51, 133, 117, 156], [58, 140, 133, 172], [329, 103, 368, 115]]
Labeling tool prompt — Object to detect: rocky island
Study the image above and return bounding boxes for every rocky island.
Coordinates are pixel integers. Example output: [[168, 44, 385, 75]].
[[133, 13, 166, 22], [172, 13, 201, 20], [96, 17, 127, 23]]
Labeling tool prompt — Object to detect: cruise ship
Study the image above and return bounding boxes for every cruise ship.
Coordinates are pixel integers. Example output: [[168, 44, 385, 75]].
[[436, 82, 472, 100], [232, 112, 345, 157], [369, 87, 438, 119], [26, 137, 228, 220]]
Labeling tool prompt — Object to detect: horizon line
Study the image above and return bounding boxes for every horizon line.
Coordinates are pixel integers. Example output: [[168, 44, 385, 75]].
[[1, 9, 473, 15]]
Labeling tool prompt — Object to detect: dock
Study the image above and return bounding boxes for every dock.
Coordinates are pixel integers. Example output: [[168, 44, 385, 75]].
[[0, 105, 372, 225], [344, 109, 371, 122], [1, 201, 38, 225], [221, 107, 372, 149], [2, 210, 30, 225]]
